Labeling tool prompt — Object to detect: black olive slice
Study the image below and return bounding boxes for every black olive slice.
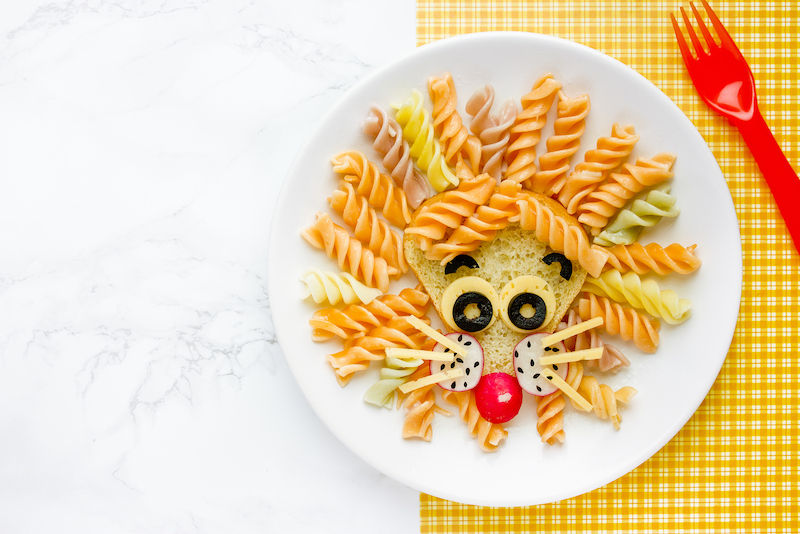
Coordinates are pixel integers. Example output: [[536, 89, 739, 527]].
[[542, 252, 573, 280], [452, 291, 494, 332], [507, 292, 547, 331], [444, 254, 480, 274]]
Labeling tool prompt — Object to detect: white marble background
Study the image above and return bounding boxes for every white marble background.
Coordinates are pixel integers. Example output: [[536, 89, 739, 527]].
[[0, 1, 418, 532]]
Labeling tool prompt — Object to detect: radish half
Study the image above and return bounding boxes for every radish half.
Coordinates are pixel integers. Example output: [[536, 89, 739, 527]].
[[474, 372, 523, 423], [430, 332, 484, 392], [513, 333, 569, 396]]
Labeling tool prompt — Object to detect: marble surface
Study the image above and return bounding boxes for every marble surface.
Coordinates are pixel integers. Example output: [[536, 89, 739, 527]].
[[0, 1, 418, 532]]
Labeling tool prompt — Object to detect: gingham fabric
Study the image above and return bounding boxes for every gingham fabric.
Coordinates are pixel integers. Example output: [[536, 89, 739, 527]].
[[417, 1, 800, 532]]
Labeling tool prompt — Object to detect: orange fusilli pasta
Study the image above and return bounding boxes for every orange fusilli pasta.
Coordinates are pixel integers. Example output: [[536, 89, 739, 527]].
[[404, 173, 496, 251], [428, 72, 482, 178], [574, 292, 661, 353], [535, 360, 585, 444], [331, 150, 412, 228], [557, 123, 639, 214], [505, 73, 561, 186], [398, 362, 452, 441], [301, 212, 398, 293], [441, 390, 508, 452], [533, 91, 591, 195], [577, 153, 676, 233], [603, 242, 701, 276], [329, 181, 407, 273]]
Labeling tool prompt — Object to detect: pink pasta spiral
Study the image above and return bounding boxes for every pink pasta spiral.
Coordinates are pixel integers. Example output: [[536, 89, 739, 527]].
[[428, 72, 482, 178], [362, 105, 430, 209], [557, 123, 640, 214], [301, 212, 398, 293], [603, 242, 701, 276], [441, 390, 508, 452], [331, 150, 412, 228], [329, 180, 407, 273], [577, 153, 676, 233], [504, 73, 561, 186], [573, 292, 661, 353], [533, 91, 591, 195], [465, 84, 518, 182], [557, 309, 630, 373], [404, 173, 496, 251], [516, 195, 610, 278]]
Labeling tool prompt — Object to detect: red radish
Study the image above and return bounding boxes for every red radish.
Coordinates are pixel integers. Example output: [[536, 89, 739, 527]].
[[513, 333, 568, 396], [474, 372, 523, 423], [430, 333, 484, 392]]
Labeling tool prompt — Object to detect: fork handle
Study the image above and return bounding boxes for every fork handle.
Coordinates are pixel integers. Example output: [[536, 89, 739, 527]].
[[736, 109, 800, 251]]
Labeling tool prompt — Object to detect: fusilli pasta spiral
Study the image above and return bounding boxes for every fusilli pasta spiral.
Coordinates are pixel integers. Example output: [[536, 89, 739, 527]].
[[299, 268, 383, 307], [399, 362, 453, 441], [577, 153, 676, 234], [465, 84, 519, 182], [441, 390, 509, 452], [404, 173, 496, 251], [603, 242, 701, 276], [395, 89, 459, 192], [516, 194, 610, 278], [593, 187, 680, 247], [309, 286, 430, 342], [535, 360, 585, 444], [329, 180, 407, 273], [578, 376, 637, 430], [326, 315, 432, 385], [583, 269, 693, 324], [573, 292, 660, 354], [428, 72, 482, 178], [505, 73, 561, 186], [301, 212, 398, 292], [532, 91, 590, 195], [331, 150, 413, 228], [425, 179, 524, 263], [362, 104, 430, 209], [557, 123, 639, 214]]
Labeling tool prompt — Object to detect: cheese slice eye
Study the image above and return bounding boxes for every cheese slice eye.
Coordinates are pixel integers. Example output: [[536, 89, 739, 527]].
[[499, 276, 557, 333], [441, 276, 500, 333]]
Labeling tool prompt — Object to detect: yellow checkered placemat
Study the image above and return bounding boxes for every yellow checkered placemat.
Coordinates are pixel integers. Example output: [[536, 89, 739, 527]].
[[417, 1, 799, 532]]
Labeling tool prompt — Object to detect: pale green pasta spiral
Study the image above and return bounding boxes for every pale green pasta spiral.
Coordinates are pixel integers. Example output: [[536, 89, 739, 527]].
[[583, 269, 693, 324], [593, 187, 679, 247], [363, 356, 423, 408]]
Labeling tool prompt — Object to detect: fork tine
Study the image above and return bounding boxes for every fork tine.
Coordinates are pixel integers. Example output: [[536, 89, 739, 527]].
[[670, 12, 695, 63], [689, 2, 717, 49], [700, 0, 738, 52], [680, 7, 706, 56]]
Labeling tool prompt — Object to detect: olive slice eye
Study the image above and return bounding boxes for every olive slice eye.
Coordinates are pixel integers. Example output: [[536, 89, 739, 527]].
[[440, 276, 500, 333], [499, 276, 557, 333]]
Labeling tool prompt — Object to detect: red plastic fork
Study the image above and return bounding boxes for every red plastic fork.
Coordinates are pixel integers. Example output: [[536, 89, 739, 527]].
[[671, 0, 800, 251]]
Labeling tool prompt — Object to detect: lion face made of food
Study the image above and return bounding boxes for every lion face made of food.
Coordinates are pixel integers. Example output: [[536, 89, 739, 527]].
[[403, 175, 607, 423]]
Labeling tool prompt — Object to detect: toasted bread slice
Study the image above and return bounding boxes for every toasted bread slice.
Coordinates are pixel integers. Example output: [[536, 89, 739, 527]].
[[403, 190, 588, 376]]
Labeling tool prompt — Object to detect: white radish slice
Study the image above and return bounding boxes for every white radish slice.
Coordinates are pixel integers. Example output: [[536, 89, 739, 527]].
[[513, 333, 569, 396], [429, 333, 484, 392]]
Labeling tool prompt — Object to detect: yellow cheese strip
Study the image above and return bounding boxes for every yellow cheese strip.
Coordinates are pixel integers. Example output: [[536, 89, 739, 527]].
[[541, 367, 593, 412], [384, 348, 455, 362], [541, 317, 604, 347], [405, 316, 467, 356], [539, 347, 604, 366], [398, 369, 464, 394]]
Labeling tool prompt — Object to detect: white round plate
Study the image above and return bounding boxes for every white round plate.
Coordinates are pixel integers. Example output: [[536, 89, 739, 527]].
[[267, 32, 742, 506]]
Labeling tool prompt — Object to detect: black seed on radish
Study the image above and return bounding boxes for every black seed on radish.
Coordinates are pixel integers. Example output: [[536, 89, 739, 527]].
[[513, 333, 568, 397], [429, 332, 484, 392]]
